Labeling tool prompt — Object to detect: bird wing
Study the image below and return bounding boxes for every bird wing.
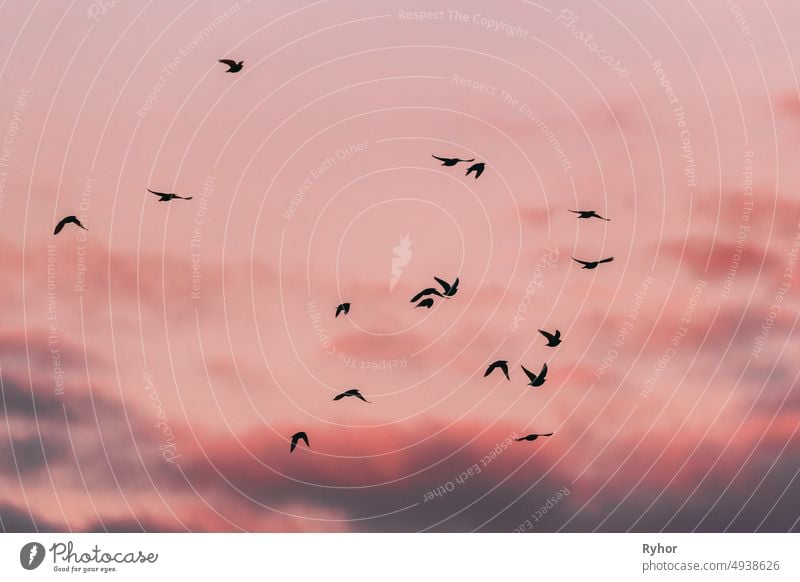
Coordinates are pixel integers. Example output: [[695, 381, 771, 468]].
[[541, 433, 554, 437], [300, 433, 309, 447], [448, 278, 459, 295], [416, 298, 433, 308], [568, 210, 581, 214], [553, 330, 561, 341], [410, 288, 439, 302], [290, 435, 299, 452], [433, 276, 451, 293], [219, 59, 237, 66], [520, 365, 537, 383], [538, 329, 554, 342], [333, 393, 346, 400], [474, 165, 484, 178], [598, 257, 614, 264], [572, 257, 590, 266], [335, 304, 345, 317], [539, 363, 548, 379], [53, 219, 68, 235], [431, 155, 449, 162], [354, 392, 370, 403], [484, 361, 502, 377], [147, 188, 171, 197]]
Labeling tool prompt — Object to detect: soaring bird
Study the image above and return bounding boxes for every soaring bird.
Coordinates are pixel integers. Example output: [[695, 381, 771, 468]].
[[569, 209, 609, 221], [410, 288, 444, 303], [515, 433, 554, 442], [335, 303, 350, 318], [465, 162, 485, 179], [484, 360, 510, 380], [333, 388, 370, 403], [218, 59, 243, 72], [432, 155, 475, 166], [147, 188, 192, 201], [434, 276, 459, 297], [521, 363, 548, 387], [289, 431, 309, 452], [538, 329, 562, 347], [415, 298, 435, 309], [572, 256, 614, 270], [53, 215, 87, 235]]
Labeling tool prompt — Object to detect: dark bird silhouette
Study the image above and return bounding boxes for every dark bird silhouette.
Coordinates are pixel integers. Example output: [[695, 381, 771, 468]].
[[465, 162, 485, 179], [484, 360, 510, 380], [572, 256, 614, 270], [289, 431, 309, 453], [521, 363, 548, 387], [434, 276, 459, 297], [147, 188, 193, 201], [515, 433, 554, 442], [409, 288, 443, 303], [53, 215, 87, 235], [333, 388, 370, 403], [335, 303, 350, 318], [538, 329, 562, 347], [218, 59, 243, 72], [569, 209, 609, 221], [416, 298, 434, 309], [432, 155, 475, 166]]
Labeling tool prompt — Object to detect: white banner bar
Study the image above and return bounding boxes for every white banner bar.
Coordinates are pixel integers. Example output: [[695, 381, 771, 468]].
[[0, 533, 797, 581]]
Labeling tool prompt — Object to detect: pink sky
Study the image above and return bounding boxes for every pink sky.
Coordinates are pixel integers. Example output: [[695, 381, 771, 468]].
[[0, 0, 799, 532]]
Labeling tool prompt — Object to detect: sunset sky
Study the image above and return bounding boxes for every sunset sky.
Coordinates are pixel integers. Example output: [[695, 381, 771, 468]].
[[1, 0, 799, 532]]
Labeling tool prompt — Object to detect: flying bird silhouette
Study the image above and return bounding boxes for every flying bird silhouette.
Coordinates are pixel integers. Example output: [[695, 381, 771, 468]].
[[432, 155, 475, 166], [465, 162, 485, 179], [538, 329, 562, 347], [218, 59, 243, 72], [410, 288, 444, 303], [53, 215, 87, 235], [335, 303, 350, 318], [333, 388, 370, 403], [289, 431, 309, 453], [147, 188, 192, 201], [521, 363, 548, 387], [569, 209, 609, 221], [484, 360, 510, 380], [572, 256, 614, 269], [515, 433, 554, 442], [415, 298, 434, 309], [434, 276, 459, 297]]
